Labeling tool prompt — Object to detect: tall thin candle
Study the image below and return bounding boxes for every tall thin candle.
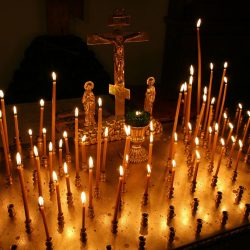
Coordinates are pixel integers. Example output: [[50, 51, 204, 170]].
[[53, 171, 63, 216], [123, 125, 131, 165], [38, 197, 51, 241], [234, 140, 243, 172], [236, 103, 243, 137], [214, 139, 225, 177], [81, 192, 86, 229], [34, 146, 43, 196], [101, 127, 108, 176], [13, 106, 21, 154], [218, 77, 228, 126], [75, 107, 80, 185], [88, 156, 94, 215], [51, 72, 56, 152], [39, 99, 45, 138], [81, 135, 87, 169], [225, 123, 234, 147]]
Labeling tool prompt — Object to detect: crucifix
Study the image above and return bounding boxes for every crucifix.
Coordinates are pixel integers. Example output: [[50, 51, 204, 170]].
[[87, 9, 149, 118]]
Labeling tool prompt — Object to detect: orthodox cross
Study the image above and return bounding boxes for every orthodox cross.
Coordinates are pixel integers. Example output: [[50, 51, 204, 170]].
[[87, 9, 149, 118]]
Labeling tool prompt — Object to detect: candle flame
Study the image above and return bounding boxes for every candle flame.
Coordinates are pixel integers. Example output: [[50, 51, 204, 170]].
[[59, 139, 63, 148], [89, 156, 93, 169], [150, 133, 154, 143], [13, 106, 17, 115], [34, 146, 39, 157], [49, 142, 53, 152], [135, 111, 142, 116], [183, 82, 187, 91], [180, 84, 184, 92], [224, 62, 228, 69], [210, 63, 214, 70], [188, 122, 192, 131], [221, 138, 225, 146], [119, 165, 124, 176], [81, 192, 86, 204], [174, 132, 178, 142], [209, 126, 212, 133], [203, 94, 207, 102], [238, 103, 242, 109], [98, 97, 102, 107], [195, 150, 201, 160], [172, 159, 176, 168], [63, 162, 68, 174], [190, 65, 194, 76], [16, 152, 21, 165], [189, 76, 193, 85], [231, 136, 236, 143], [40, 99, 44, 107], [0, 90, 4, 98], [204, 86, 207, 95], [75, 107, 79, 117], [82, 135, 86, 142], [229, 123, 233, 129], [223, 112, 227, 119], [239, 140, 243, 148], [224, 76, 228, 84], [52, 72, 56, 81], [195, 137, 199, 146], [215, 123, 219, 132], [104, 127, 108, 137], [211, 97, 215, 105], [125, 154, 129, 163], [28, 129, 32, 136], [196, 18, 201, 28], [0, 110, 2, 119], [63, 131, 68, 138], [247, 110, 250, 117], [52, 171, 58, 182], [38, 196, 44, 206], [124, 125, 131, 136], [42, 128, 46, 134], [147, 164, 151, 174], [150, 121, 154, 132]]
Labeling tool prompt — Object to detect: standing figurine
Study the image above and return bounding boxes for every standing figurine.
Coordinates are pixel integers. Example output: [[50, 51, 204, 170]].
[[82, 81, 96, 127], [144, 77, 156, 117]]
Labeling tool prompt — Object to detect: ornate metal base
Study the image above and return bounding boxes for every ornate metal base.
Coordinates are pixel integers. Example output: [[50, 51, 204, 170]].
[[41, 156, 48, 168], [45, 237, 53, 250], [111, 219, 118, 234], [75, 175, 81, 187], [129, 146, 148, 164], [80, 228, 87, 243], [67, 192, 73, 206], [49, 180, 55, 193], [25, 219, 32, 234], [57, 212, 64, 226]]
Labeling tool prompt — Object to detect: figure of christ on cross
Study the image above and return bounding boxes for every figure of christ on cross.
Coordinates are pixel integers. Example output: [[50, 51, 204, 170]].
[[87, 30, 148, 118]]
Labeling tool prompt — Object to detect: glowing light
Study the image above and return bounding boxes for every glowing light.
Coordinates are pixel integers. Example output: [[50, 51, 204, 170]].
[[188, 122, 192, 131], [239, 140, 243, 148], [172, 160, 176, 168], [52, 72, 56, 81], [195, 150, 201, 160], [238, 103, 242, 109], [125, 154, 129, 163], [196, 18, 201, 28], [124, 125, 131, 136], [33, 146, 39, 157], [75, 107, 79, 117], [135, 111, 142, 116], [38, 196, 44, 206], [40, 99, 44, 107], [81, 192, 86, 204], [147, 164, 151, 174], [13, 106, 17, 115], [210, 63, 214, 70], [52, 171, 58, 182], [98, 97, 102, 107], [89, 156, 93, 169], [203, 94, 207, 102], [220, 138, 225, 146], [119, 165, 124, 176], [229, 123, 233, 129], [224, 62, 228, 69], [215, 123, 219, 132], [42, 128, 46, 134], [223, 112, 227, 119], [63, 131, 68, 138], [49, 142, 53, 152], [189, 76, 193, 85], [209, 126, 212, 133], [204, 86, 207, 95], [224, 76, 228, 84], [195, 137, 199, 146], [190, 65, 194, 76], [63, 162, 68, 174], [16, 153, 21, 165], [0, 90, 4, 98], [174, 132, 178, 142], [59, 139, 63, 148], [150, 121, 154, 132], [0, 111, 2, 118], [104, 127, 108, 137], [150, 133, 154, 143], [211, 97, 215, 104], [231, 136, 236, 143], [180, 84, 184, 92], [247, 110, 250, 117], [183, 82, 187, 91], [28, 129, 32, 136], [82, 135, 86, 142]]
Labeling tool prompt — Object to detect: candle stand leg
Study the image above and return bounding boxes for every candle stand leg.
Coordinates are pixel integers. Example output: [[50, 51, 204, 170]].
[[235, 186, 244, 204], [25, 219, 32, 234], [106, 245, 112, 250], [221, 211, 228, 227], [67, 192, 73, 206], [49, 180, 55, 193], [88, 206, 94, 218], [211, 175, 218, 187], [141, 213, 148, 228], [226, 157, 233, 168], [80, 227, 87, 243], [41, 156, 48, 168], [101, 172, 106, 182], [195, 218, 203, 238], [208, 161, 214, 173], [167, 205, 175, 224], [190, 181, 197, 193], [168, 227, 175, 244], [232, 170, 238, 182], [191, 198, 199, 216], [66, 154, 71, 163], [111, 219, 118, 234], [142, 193, 148, 206], [243, 204, 250, 221], [75, 175, 81, 187], [94, 186, 100, 198], [215, 191, 222, 208], [45, 237, 53, 250], [138, 235, 146, 250], [57, 212, 64, 226], [8, 204, 16, 218]]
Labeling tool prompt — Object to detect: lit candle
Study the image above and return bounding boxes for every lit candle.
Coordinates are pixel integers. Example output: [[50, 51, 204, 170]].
[[182, 82, 188, 125], [88, 156, 94, 213], [169, 160, 176, 192], [51, 72, 56, 153], [215, 62, 228, 121], [0, 90, 10, 154], [171, 133, 178, 160], [81, 135, 87, 169], [64, 162, 71, 194], [39, 99, 45, 138], [33, 146, 43, 196], [225, 123, 234, 147], [75, 107, 80, 184], [48, 142, 53, 183], [236, 103, 243, 137], [53, 171, 63, 216], [218, 77, 228, 126], [13, 106, 22, 154], [192, 150, 201, 183], [113, 166, 124, 222], [101, 127, 108, 176], [188, 122, 192, 143], [16, 153, 31, 227], [0, 111, 12, 183], [242, 110, 250, 145], [227, 136, 236, 160], [96, 97, 102, 194], [144, 164, 151, 196], [38, 196, 51, 241], [58, 139, 63, 175], [221, 113, 228, 138], [234, 106, 239, 125], [123, 125, 131, 164], [148, 132, 154, 165], [42, 128, 47, 157], [234, 140, 243, 172], [28, 129, 34, 155], [211, 123, 219, 162], [207, 126, 213, 150], [214, 138, 225, 177], [186, 66, 193, 130], [63, 131, 70, 156], [204, 63, 214, 130], [205, 97, 215, 141], [196, 18, 202, 114], [81, 192, 86, 229]]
